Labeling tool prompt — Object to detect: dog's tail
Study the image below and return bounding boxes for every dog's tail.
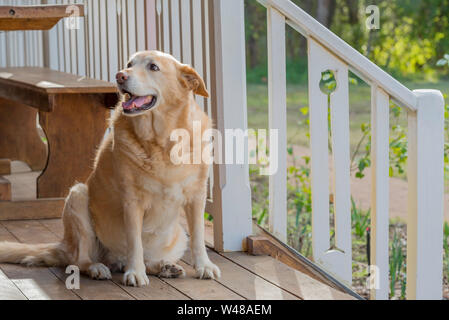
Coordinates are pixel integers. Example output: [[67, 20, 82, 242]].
[[0, 241, 67, 267]]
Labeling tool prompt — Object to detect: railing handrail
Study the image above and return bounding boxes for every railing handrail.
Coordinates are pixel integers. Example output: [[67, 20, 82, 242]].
[[258, 0, 418, 111]]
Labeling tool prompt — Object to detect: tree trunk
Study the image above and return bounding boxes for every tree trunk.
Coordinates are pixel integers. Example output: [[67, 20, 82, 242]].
[[316, 0, 336, 28]]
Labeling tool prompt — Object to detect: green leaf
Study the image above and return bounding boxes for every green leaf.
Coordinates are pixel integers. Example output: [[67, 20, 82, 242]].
[[300, 106, 309, 115]]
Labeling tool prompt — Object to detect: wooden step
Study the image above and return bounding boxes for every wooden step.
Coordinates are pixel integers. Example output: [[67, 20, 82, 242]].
[[0, 198, 64, 220], [0, 177, 11, 201]]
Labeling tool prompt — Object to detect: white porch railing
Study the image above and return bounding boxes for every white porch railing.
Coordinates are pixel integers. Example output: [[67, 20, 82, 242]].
[[0, 0, 445, 300], [256, 0, 445, 300]]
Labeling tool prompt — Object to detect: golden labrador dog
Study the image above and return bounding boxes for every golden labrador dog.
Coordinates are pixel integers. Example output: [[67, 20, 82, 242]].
[[0, 50, 220, 287]]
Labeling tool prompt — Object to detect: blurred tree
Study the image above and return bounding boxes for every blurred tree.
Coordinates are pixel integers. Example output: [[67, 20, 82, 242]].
[[245, 0, 449, 83]]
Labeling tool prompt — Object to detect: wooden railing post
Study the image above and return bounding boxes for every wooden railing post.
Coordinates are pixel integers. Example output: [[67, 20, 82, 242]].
[[407, 90, 445, 300], [370, 86, 390, 300], [209, 0, 253, 252], [267, 6, 287, 242]]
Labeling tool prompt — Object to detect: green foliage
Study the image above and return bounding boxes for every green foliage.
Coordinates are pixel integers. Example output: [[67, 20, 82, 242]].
[[351, 198, 370, 238], [245, 0, 449, 83], [389, 229, 407, 299]]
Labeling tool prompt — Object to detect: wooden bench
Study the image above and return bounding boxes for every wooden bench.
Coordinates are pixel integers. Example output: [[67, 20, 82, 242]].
[[0, 67, 118, 220]]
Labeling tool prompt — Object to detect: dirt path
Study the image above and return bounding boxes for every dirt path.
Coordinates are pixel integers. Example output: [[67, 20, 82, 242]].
[[290, 145, 449, 223]]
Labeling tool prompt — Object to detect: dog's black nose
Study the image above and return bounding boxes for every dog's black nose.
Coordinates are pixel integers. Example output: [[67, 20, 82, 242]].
[[116, 72, 129, 85]]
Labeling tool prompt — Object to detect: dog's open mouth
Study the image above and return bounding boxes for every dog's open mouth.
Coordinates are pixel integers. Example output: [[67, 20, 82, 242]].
[[122, 93, 157, 114]]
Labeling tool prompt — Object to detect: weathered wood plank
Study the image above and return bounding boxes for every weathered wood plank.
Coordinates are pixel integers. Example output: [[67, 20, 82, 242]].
[[1, 264, 80, 300], [0, 176, 11, 201], [223, 252, 354, 300], [0, 221, 78, 300], [39, 219, 64, 238], [38, 93, 108, 198], [0, 268, 27, 300], [184, 249, 299, 300], [0, 159, 11, 175], [111, 273, 190, 301], [0, 199, 64, 221], [49, 267, 134, 301], [2, 219, 133, 300], [0, 4, 84, 31], [2, 220, 60, 243], [162, 261, 244, 300], [0, 97, 47, 171]]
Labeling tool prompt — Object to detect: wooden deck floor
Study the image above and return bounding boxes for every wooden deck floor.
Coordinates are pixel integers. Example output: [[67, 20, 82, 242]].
[[0, 218, 354, 300]]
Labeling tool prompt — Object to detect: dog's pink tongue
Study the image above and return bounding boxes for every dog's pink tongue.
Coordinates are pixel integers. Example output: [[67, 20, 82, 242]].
[[122, 96, 153, 110]]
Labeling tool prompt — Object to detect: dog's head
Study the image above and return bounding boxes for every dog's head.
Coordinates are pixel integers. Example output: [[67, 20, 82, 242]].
[[116, 50, 209, 117]]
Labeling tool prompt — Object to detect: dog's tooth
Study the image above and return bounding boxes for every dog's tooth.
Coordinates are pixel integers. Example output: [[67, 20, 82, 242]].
[[124, 93, 131, 102]]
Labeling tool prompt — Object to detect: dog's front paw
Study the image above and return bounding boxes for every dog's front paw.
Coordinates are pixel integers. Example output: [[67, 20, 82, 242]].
[[123, 268, 150, 287], [87, 263, 112, 280], [194, 260, 221, 280]]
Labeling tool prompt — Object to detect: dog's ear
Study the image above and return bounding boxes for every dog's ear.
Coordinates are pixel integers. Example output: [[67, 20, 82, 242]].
[[178, 64, 209, 98]]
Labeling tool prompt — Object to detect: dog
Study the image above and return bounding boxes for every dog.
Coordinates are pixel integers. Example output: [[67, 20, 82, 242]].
[[0, 50, 221, 287]]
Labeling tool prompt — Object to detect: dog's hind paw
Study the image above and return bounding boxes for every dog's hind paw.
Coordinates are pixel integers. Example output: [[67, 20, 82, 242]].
[[87, 263, 112, 280], [158, 263, 186, 279]]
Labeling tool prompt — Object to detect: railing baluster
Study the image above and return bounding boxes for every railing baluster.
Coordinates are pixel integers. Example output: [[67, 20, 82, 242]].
[[146, 0, 158, 51], [191, 0, 204, 111], [180, 0, 191, 64], [267, 6, 287, 242], [308, 38, 352, 285], [407, 90, 444, 300], [170, 0, 181, 61], [370, 85, 390, 300], [308, 38, 331, 271], [136, 0, 146, 52], [161, 0, 170, 53], [98, 0, 108, 80], [106, 0, 119, 82]]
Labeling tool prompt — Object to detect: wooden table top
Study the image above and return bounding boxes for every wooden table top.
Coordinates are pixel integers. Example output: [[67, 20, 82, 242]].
[[0, 67, 118, 111], [0, 67, 117, 95], [0, 4, 84, 31]]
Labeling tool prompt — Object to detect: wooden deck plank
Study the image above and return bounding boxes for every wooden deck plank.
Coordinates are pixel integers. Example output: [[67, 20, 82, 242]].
[[0, 221, 79, 300], [162, 261, 245, 300], [0, 222, 16, 242], [111, 273, 191, 300], [1, 264, 80, 300], [0, 268, 27, 300], [1, 220, 60, 243], [0, 223, 28, 300], [49, 268, 134, 301], [182, 250, 299, 300], [1, 219, 134, 300], [223, 252, 355, 300], [39, 218, 64, 238]]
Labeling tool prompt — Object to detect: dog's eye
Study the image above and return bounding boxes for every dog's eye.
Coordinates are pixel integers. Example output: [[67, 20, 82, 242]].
[[148, 63, 160, 72]]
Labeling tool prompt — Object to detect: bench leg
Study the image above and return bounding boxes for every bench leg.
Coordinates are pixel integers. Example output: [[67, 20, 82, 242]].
[[37, 94, 109, 198], [0, 98, 48, 171]]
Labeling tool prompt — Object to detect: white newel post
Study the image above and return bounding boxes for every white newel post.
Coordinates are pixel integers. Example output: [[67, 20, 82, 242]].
[[210, 0, 253, 252], [407, 90, 445, 300]]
